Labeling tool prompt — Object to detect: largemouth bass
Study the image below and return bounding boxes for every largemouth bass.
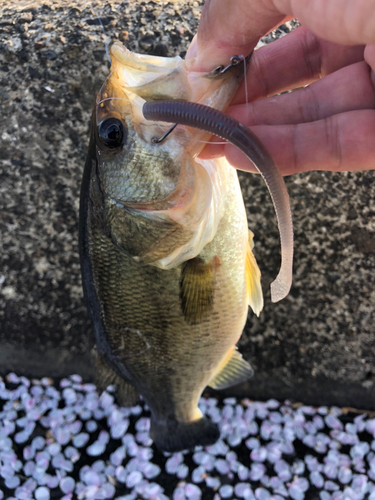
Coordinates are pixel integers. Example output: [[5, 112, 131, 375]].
[[80, 42, 281, 452]]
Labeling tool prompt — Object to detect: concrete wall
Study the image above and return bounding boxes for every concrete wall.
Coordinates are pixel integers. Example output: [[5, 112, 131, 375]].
[[1, 0, 374, 408]]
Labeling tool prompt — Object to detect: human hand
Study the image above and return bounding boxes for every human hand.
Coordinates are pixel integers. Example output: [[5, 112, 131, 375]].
[[185, 0, 375, 175]]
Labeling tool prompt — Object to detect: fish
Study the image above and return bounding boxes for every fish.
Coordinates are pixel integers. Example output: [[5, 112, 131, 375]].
[[79, 42, 291, 452]]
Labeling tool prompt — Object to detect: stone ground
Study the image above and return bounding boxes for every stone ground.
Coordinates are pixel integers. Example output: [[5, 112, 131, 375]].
[[0, 1, 375, 408]]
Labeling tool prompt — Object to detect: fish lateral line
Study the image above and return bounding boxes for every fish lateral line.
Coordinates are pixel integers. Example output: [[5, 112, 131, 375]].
[[142, 99, 294, 303]]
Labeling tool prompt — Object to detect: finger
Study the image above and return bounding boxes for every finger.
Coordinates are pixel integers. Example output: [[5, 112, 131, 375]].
[[233, 26, 365, 103], [235, 61, 375, 126], [277, 0, 375, 46], [186, 0, 375, 72], [364, 44, 375, 88], [222, 110, 375, 175], [200, 61, 375, 159], [185, 0, 287, 71]]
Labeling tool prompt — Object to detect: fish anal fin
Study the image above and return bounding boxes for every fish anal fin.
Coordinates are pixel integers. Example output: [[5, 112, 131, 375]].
[[208, 347, 254, 391], [116, 380, 140, 408], [246, 230, 264, 317], [96, 353, 139, 407], [180, 257, 218, 325]]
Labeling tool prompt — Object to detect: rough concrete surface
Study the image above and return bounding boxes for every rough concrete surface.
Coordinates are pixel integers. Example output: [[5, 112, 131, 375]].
[[0, 1, 374, 408]]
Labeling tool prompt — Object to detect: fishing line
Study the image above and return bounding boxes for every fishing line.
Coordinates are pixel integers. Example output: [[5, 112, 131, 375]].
[[97, 97, 131, 106], [243, 51, 250, 124], [95, 96, 131, 124], [92, 7, 111, 64]]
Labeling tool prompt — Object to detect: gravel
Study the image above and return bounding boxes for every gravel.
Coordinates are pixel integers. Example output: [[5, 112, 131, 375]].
[[1, 373, 375, 500]]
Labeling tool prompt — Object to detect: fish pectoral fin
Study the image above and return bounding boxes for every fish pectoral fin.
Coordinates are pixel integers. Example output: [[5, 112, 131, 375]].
[[96, 353, 139, 407], [208, 347, 254, 390], [246, 230, 264, 317], [180, 257, 218, 325]]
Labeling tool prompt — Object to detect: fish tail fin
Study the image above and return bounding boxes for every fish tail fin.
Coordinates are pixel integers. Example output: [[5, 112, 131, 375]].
[[150, 416, 219, 452]]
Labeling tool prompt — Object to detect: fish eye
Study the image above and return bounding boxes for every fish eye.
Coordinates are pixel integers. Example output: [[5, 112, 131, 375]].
[[98, 117, 126, 149]]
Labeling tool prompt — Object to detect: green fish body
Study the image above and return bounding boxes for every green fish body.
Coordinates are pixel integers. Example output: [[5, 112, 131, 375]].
[[80, 43, 263, 452]]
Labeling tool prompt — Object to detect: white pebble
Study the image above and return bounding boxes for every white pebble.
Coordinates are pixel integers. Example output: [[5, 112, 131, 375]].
[[350, 442, 370, 459], [177, 463, 189, 479], [130, 405, 142, 416], [245, 438, 260, 450], [185, 483, 202, 499], [219, 485, 233, 498], [251, 447, 267, 462], [83, 470, 101, 486], [110, 446, 126, 466], [310, 471, 324, 488], [227, 431, 243, 448], [222, 405, 234, 420], [288, 484, 304, 500], [143, 462, 161, 479], [87, 441, 106, 457], [238, 464, 249, 481], [325, 415, 343, 431], [215, 459, 230, 475], [102, 482, 115, 498], [205, 476, 221, 489], [5, 476, 20, 489], [72, 433, 89, 449], [319, 491, 331, 500], [31, 437, 46, 451], [249, 463, 266, 482], [110, 419, 129, 439], [126, 470, 143, 488], [115, 465, 127, 483], [338, 466, 352, 484], [325, 481, 339, 491], [351, 474, 368, 495], [255, 487, 270, 500], [60, 477, 75, 494], [173, 486, 186, 500], [46, 443, 60, 457], [35, 486, 50, 500], [234, 483, 251, 498], [192, 466, 205, 484], [135, 417, 150, 432]]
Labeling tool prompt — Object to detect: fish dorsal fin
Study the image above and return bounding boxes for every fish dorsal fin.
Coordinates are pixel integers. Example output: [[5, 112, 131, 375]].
[[208, 347, 254, 390], [246, 230, 264, 317], [180, 257, 218, 325]]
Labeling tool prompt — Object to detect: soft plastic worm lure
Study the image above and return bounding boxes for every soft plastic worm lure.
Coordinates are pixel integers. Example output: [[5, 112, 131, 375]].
[[142, 99, 294, 302]]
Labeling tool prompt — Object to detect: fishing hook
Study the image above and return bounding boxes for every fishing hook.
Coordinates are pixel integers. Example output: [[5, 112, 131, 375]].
[[151, 123, 178, 144], [151, 54, 248, 144], [210, 54, 245, 75]]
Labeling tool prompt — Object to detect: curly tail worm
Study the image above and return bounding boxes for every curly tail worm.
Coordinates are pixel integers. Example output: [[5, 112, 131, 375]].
[[142, 100, 293, 303]]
